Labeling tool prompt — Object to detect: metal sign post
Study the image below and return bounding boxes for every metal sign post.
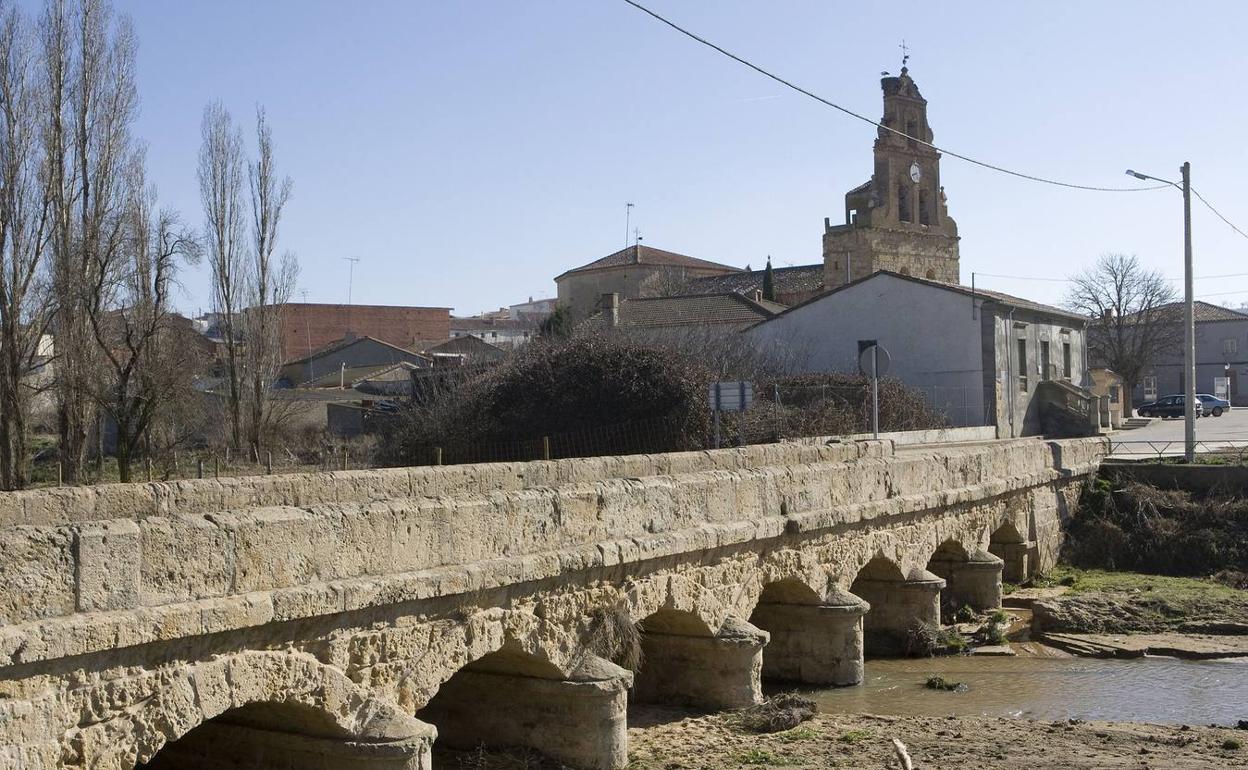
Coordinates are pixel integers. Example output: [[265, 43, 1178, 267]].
[[857, 341, 892, 440], [708, 381, 754, 449]]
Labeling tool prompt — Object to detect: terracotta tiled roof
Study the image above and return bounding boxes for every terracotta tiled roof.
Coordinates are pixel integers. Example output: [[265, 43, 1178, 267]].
[[449, 316, 538, 332], [750, 270, 1089, 329], [555, 245, 740, 281], [282, 335, 417, 366], [1151, 300, 1248, 323], [685, 264, 825, 298], [585, 293, 784, 331]]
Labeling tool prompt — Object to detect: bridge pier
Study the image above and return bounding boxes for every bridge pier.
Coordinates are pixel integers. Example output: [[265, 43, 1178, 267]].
[[852, 565, 945, 656], [420, 654, 631, 770], [928, 547, 1004, 611], [749, 589, 869, 686], [634, 616, 768, 710], [989, 523, 1037, 583]]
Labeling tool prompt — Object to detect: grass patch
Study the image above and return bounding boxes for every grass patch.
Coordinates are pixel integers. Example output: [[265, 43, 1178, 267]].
[[1222, 738, 1242, 751], [1046, 566, 1244, 602], [837, 729, 873, 744], [776, 726, 819, 743], [738, 748, 798, 765]]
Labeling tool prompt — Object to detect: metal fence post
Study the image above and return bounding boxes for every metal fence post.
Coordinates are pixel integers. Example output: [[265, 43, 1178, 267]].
[[543, 436, 551, 461], [197, 458, 204, 479]]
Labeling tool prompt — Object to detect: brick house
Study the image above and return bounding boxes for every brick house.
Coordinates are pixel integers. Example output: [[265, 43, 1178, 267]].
[[277, 303, 450, 363]]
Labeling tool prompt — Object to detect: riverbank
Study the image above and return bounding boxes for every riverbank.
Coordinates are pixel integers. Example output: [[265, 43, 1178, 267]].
[[1015, 567, 1248, 658], [626, 708, 1246, 769]]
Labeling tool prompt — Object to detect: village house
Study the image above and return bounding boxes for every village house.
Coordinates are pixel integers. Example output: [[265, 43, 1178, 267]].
[[1131, 302, 1248, 406], [745, 271, 1090, 437]]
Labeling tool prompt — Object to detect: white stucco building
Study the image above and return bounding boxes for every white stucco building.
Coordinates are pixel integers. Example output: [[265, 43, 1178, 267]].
[[745, 272, 1090, 436]]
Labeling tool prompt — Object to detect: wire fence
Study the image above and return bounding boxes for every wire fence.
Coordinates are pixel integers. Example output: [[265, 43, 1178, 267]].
[[399, 383, 996, 468], [1108, 439, 1248, 462]]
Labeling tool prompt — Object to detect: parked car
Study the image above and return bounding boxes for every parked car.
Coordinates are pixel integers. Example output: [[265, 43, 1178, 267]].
[[1137, 394, 1203, 419], [1196, 394, 1230, 417]]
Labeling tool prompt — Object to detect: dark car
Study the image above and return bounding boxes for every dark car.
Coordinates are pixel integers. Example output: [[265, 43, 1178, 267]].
[[1137, 394, 1203, 419], [1197, 394, 1231, 417]]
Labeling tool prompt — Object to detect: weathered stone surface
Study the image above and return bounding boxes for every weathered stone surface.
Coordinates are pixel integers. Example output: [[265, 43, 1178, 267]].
[[0, 436, 1105, 769]]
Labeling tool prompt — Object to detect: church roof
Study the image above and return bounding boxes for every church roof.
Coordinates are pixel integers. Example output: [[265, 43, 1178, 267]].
[[748, 270, 1088, 329], [685, 264, 825, 299], [583, 292, 784, 331], [555, 245, 740, 281]]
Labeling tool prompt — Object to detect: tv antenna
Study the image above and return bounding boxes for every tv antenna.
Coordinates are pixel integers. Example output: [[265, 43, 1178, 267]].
[[625, 203, 634, 249], [342, 257, 361, 305]]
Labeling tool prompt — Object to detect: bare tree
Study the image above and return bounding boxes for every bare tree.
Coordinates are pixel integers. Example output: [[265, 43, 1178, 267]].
[[0, 2, 52, 489], [82, 152, 197, 482], [42, 0, 138, 483], [241, 106, 296, 456], [1065, 253, 1182, 404], [197, 99, 245, 449]]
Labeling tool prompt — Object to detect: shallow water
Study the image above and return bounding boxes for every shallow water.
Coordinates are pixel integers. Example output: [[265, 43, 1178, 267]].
[[808, 654, 1248, 725]]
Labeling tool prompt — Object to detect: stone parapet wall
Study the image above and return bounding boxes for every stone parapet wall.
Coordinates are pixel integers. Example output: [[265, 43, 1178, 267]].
[[0, 438, 1104, 669], [0, 439, 888, 528]]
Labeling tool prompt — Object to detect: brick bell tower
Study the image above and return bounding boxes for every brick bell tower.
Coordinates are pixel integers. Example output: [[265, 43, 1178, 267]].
[[822, 66, 960, 289]]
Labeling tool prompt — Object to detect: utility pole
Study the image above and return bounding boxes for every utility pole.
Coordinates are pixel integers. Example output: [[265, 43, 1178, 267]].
[[1125, 163, 1197, 462], [1181, 161, 1195, 463]]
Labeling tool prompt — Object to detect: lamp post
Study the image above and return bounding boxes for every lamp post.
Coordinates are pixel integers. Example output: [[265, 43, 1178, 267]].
[[1126, 163, 1195, 462]]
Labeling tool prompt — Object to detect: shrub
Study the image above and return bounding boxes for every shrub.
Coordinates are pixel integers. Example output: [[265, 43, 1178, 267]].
[[739, 693, 817, 733]]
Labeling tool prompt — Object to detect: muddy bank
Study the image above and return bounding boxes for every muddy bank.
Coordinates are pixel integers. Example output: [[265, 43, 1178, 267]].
[[627, 708, 1246, 769]]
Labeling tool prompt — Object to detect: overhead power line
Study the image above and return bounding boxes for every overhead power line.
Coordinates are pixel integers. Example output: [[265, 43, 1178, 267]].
[[1191, 188, 1248, 241], [974, 271, 1248, 284], [620, 0, 1170, 193]]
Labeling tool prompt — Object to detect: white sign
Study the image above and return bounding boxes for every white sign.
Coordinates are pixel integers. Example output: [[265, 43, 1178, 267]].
[[708, 381, 754, 412], [1214, 376, 1230, 400]]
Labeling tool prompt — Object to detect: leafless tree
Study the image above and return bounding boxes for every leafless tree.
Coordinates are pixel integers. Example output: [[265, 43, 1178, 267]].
[[42, 0, 138, 483], [1065, 253, 1182, 403], [0, 2, 52, 489], [241, 106, 297, 457], [82, 153, 198, 482], [197, 99, 245, 449]]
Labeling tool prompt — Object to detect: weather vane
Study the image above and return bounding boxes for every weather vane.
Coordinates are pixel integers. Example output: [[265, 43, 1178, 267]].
[[899, 39, 910, 70]]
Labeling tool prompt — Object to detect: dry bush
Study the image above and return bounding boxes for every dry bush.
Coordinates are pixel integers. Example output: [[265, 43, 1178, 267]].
[[584, 604, 643, 672], [739, 693, 817, 733]]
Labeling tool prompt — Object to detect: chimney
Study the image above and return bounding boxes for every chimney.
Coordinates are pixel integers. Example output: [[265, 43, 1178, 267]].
[[602, 293, 620, 327], [752, 289, 763, 303]]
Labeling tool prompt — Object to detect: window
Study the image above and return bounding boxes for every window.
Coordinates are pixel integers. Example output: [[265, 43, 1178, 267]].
[[1040, 341, 1051, 380], [919, 188, 931, 225], [898, 184, 912, 223], [1062, 342, 1072, 379], [1017, 338, 1028, 392], [1223, 338, 1238, 356], [1109, 385, 1120, 404]]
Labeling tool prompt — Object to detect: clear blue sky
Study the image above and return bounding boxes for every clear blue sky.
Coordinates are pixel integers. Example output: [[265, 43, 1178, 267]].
[[76, 1, 1248, 314]]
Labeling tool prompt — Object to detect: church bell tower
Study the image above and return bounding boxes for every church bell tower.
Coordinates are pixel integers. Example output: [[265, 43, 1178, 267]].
[[822, 65, 960, 288]]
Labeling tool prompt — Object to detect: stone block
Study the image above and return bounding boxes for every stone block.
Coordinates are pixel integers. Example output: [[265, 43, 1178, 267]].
[[74, 519, 141, 612], [0, 526, 75, 624]]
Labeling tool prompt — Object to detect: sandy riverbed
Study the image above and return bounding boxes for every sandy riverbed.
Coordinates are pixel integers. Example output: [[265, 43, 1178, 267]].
[[625, 707, 1247, 769]]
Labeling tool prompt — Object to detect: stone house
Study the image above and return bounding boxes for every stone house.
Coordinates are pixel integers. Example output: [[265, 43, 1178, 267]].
[[554, 245, 740, 322], [279, 335, 429, 387], [582, 292, 785, 335], [1130, 302, 1248, 406], [744, 271, 1089, 436]]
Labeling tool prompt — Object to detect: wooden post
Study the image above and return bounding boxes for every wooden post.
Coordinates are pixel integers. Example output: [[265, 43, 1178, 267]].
[[543, 436, 551, 461], [197, 458, 204, 479], [434, 447, 443, 466], [57, 461, 62, 487], [214, 456, 220, 479], [266, 451, 272, 474], [145, 457, 152, 483]]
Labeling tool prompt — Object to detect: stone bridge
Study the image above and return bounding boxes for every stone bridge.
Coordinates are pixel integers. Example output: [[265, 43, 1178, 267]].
[[0, 435, 1105, 769]]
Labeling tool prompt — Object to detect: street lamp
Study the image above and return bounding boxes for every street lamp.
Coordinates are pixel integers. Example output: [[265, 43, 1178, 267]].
[[1126, 164, 1195, 462]]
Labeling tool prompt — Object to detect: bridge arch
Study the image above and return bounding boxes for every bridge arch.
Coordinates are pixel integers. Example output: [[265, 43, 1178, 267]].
[[79, 650, 432, 770], [623, 573, 732, 635], [926, 538, 1004, 613]]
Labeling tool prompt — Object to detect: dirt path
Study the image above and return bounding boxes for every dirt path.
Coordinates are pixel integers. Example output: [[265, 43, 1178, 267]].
[[626, 708, 1247, 769]]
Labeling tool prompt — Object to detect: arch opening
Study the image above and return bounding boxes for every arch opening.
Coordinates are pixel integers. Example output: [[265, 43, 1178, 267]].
[[851, 557, 943, 657], [138, 701, 427, 770], [927, 539, 1003, 615], [989, 522, 1034, 583], [632, 607, 766, 711], [418, 643, 630, 770], [748, 578, 866, 687]]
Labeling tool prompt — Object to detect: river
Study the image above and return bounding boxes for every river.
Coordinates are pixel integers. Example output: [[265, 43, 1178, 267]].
[[809, 655, 1248, 725]]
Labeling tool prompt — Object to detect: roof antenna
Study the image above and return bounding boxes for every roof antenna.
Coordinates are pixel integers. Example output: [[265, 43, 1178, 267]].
[[624, 202, 634, 249]]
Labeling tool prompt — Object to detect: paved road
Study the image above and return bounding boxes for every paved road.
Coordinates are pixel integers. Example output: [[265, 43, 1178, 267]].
[[1110, 406, 1248, 457]]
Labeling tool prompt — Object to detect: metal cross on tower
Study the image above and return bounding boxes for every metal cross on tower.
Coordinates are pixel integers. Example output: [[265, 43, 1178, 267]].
[[899, 39, 910, 69]]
